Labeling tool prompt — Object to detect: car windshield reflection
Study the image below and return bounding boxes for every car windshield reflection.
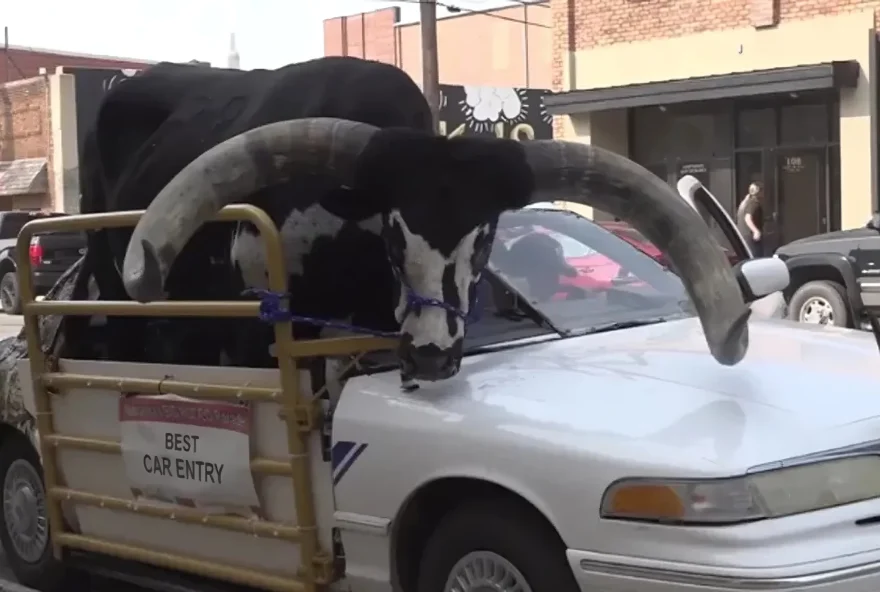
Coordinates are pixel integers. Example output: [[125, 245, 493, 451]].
[[361, 206, 698, 372], [468, 207, 694, 342]]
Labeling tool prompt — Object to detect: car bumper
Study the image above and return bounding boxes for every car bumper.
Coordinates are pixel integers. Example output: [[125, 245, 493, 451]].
[[569, 551, 880, 591], [32, 271, 62, 294]]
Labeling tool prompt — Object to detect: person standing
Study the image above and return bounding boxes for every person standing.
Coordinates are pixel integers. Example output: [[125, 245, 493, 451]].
[[737, 183, 764, 257]]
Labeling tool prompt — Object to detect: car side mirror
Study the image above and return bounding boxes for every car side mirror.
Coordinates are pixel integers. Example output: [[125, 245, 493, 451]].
[[735, 258, 789, 302]]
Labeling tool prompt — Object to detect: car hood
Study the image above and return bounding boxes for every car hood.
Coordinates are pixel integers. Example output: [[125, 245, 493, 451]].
[[362, 318, 880, 475], [776, 227, 877, 255]]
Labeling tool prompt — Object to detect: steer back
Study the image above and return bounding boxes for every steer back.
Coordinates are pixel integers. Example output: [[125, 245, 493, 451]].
[[76, 57, 434, 365]]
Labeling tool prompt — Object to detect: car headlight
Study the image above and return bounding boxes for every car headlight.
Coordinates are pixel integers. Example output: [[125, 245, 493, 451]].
[[601, 456, 880, 524]]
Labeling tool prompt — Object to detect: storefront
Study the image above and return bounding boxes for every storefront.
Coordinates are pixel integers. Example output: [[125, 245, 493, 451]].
[[548, 7, 877, 244], [630, 92, 842, 251]]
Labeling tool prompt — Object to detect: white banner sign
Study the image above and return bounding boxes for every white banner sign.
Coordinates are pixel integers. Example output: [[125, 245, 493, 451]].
[[119, 394, 259, 512]]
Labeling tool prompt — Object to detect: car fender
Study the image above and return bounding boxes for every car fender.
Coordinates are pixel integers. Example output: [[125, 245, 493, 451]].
[[782, 252, 862, 318], [0, 247, 17, 275]]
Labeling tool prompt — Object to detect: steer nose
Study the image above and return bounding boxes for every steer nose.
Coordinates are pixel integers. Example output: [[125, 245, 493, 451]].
[[400, 343, 457, 381]]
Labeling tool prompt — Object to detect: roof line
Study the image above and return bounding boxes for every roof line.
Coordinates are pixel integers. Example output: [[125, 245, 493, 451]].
[[5, 44, 158, 65], [395, 0, 549, 27], [328, 5, 401, 22]]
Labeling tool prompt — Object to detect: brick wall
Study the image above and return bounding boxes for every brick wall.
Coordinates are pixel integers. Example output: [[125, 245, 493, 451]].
[[1, 47, 152, 83], [324, 4, 553, 89], [552, 0, 880, 85], [0, 76, 53, 208], [0, 77, 49, 161], [550, 0, 880, 136], [324, 7, 400, 65]]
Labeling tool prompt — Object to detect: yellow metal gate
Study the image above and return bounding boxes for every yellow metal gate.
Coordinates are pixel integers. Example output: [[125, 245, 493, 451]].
[[15, 206, 396, 592]]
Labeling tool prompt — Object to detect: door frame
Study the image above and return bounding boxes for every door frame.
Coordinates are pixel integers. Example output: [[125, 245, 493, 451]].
[[772, 146, 829, 245]]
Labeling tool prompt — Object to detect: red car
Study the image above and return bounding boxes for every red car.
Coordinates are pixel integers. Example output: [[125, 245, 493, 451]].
[[600, 220, 739, 267], [501, 208, 741, 300], [504, 227, 646, 298]]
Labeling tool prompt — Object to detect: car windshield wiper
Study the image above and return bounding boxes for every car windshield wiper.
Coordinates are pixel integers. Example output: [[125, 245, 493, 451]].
[[576, 315, 678, 336], [482, 271, 563, 335]]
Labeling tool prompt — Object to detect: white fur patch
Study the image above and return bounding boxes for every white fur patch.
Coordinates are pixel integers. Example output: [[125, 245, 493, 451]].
[[390, 211, 486, 350], [231, 202, 355, 288]]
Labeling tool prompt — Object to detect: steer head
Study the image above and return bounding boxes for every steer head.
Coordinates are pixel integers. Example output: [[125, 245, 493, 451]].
[[121, 118, 752, 384], [352, 130, 534, 380]]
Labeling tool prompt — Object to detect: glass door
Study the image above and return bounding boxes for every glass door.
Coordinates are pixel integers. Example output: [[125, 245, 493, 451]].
[[776, 148, 826, 245], [735, 150, 777, 252]]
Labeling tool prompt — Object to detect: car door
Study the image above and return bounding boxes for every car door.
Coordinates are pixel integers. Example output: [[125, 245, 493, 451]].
[[676, 175, 787, 318], [852, 229, 880, 310], [676, 175, 751, 262]]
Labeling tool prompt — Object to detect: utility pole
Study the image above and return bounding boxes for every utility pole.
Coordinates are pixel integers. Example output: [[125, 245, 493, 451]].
[[420, 0, 440, 133]]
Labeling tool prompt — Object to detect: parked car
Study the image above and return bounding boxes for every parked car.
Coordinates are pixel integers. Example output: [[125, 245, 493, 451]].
[[773, 220, 880, 328], [0, 211, 85, 315]]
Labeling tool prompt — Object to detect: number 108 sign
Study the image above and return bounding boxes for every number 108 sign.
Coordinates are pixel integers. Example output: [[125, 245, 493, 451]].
[[119, 394, 260, 513]]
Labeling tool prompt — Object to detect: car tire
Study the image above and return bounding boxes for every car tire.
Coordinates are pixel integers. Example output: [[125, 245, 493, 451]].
[[0, 429, 70, 591], [787, 280, 849, 327], [0, 271, 21, 315], [416, 498, 579, 592]]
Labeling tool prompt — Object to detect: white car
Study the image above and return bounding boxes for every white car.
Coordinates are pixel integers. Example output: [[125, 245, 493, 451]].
[[328, 204, 880, 592], [8, 201, 880, 592]]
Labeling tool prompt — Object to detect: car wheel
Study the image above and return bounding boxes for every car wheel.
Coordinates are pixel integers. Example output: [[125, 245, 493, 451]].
[[787, 280, 849, 327], [0, 429, 67, 591], [416, 498, 579, 592], [0, 272, 21, 315]]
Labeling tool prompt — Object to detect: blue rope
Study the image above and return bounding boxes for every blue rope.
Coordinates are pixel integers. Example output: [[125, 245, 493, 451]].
[[243, 282, 482, 337], [243, 289, 400, 338]]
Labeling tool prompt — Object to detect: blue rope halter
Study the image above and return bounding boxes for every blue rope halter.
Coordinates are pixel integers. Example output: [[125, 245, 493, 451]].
[[243, 280, 481, 337]]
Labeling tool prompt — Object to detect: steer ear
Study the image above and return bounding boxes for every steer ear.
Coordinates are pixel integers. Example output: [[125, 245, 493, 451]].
[[446, 136, 535, 212]]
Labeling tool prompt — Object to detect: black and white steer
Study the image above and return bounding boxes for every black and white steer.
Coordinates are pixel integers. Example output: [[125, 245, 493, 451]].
[[74, 57, 750, 380], [122, 117, 753, 378]]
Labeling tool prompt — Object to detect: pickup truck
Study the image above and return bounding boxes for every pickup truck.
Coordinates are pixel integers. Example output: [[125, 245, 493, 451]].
[[772, 213, 880, 329], [0, 211, 85, 315]]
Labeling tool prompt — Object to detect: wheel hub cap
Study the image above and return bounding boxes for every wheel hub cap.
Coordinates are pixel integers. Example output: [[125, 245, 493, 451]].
[[800, 297, 834, 325], [3, 459, 48, 563], [444, 551, 533, 592]]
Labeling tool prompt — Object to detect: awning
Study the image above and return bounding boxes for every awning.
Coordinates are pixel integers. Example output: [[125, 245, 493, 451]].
[[545, 61, 861, 115], [0, 158, 49, 197]]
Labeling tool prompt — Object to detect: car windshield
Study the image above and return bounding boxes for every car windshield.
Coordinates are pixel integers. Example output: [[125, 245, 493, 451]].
[[460, 207, 694, 352]]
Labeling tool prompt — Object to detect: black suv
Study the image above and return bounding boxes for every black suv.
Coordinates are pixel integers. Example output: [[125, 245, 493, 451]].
[[0, 211, 86, 315], [774, 216, 880, 329]]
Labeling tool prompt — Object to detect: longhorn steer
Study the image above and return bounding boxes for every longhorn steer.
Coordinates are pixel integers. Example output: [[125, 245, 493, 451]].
[[70, 56, 751, 381]]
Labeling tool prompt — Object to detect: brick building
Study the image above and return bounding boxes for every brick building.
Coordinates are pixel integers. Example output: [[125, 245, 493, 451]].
[[0, 46, 154, 211], [548, 0, 880, 247], [324, 4, 552, 89], [324, 4, 554, 143]]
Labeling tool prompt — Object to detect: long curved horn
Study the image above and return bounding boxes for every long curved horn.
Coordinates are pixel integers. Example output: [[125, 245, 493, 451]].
[[522, 141, 750, 366], [122, 118, 379, 303]]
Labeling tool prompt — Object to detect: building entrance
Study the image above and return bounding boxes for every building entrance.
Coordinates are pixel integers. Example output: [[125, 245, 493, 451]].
[[632, 96, 840, 249]]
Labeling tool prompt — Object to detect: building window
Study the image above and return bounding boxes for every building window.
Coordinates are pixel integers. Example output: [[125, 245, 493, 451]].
[[780, 103, 828, 145], [632, 107, 670, 164], [668, 112, 731, 157], [736, 108, 775, 149]]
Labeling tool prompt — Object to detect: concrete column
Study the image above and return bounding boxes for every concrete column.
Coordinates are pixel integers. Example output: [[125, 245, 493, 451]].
[[48, 69, 79, 213]]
